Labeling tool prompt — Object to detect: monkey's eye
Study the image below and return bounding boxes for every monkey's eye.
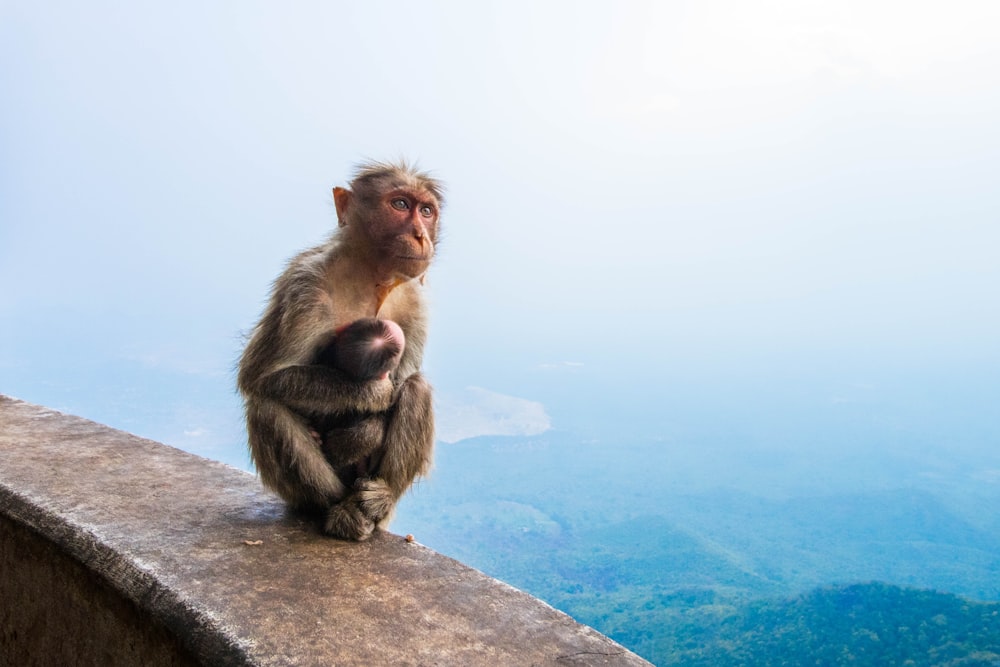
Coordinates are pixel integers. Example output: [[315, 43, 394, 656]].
[[419, 205, 434, 218], [390, 198, 409, 211]]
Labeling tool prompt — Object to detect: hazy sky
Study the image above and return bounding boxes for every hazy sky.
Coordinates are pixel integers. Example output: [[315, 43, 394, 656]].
[[2, 1, 998, 463]]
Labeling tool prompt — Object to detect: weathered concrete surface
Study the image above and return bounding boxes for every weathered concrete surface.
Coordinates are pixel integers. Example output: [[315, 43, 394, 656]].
[[0, 396, 651, 666], [1, 515, 200, 667]]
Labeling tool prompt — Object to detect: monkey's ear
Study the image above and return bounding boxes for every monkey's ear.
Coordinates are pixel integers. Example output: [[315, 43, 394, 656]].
[[333, 187, 352, 227]]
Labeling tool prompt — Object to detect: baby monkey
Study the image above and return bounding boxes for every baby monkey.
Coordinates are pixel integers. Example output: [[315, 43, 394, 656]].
[[317, 318, 405, 382], [312, 319, 405, 483]]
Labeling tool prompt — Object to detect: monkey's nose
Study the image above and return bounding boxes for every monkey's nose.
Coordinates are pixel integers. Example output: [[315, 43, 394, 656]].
[[415, 235, 433, 257]]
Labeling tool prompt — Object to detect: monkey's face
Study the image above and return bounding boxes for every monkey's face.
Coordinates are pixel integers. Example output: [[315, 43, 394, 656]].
[[372, 188, 439, 279]]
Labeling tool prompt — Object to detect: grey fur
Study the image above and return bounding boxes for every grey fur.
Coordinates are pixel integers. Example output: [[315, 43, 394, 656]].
[[237, 163, 440, 540]]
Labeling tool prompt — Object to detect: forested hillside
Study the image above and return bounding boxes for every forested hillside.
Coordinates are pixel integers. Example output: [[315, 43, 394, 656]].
[[658, 583, 1000, 666], [394, 433, 1000, 665]]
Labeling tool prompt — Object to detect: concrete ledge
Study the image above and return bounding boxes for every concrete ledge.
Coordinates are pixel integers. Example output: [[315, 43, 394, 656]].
[[0, 396, 650, 666]]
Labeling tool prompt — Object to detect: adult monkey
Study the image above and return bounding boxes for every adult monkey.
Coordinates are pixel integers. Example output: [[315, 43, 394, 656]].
[[237, 161, 441, 541]]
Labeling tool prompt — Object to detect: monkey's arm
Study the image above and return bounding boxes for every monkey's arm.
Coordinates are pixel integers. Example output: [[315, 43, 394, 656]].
[[250, 364, 394, 416]]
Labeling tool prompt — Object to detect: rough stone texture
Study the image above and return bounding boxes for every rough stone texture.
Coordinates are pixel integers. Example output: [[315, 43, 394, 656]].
[[0, 396, 651, 666], [1, 516, 200, 667]]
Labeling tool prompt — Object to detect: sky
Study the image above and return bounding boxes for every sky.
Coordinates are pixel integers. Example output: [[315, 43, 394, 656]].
[[2, 1, 998, 470]]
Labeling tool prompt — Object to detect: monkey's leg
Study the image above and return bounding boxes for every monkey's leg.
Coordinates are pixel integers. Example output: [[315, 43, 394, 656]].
[[246, 399, 349, 512], [319, 415, 389, 541], [354, 372, 434, 527], [324, 498, 376, 541]]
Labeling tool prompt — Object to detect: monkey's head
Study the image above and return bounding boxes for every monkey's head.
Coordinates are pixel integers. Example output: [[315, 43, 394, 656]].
[[333, 161, 444, 282]]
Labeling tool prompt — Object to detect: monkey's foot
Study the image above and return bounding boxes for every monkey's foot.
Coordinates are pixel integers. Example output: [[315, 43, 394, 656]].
[[324, 501, 375, 541], [354, 477, 394, 523]]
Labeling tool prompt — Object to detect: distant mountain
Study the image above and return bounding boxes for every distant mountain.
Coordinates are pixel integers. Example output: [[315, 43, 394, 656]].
[[394, 432, 1000, 665], [399, 432, 1000, 597]]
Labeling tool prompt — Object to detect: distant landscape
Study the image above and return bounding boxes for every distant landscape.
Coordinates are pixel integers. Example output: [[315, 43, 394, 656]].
[[394, 431, 1000, 665], [650, 583, 1000, 666], [11, 355, 1000, 665]]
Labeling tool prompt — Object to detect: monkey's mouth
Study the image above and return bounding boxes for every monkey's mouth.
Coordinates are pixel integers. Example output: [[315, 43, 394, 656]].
[[389, 255, 432, 281]]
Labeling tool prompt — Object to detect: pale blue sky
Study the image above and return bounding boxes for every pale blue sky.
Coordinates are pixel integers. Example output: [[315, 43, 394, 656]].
[[2, 1, 998, 465]]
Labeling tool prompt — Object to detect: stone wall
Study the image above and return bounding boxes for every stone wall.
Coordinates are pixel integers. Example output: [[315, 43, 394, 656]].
[[0, 396, 650, 666]]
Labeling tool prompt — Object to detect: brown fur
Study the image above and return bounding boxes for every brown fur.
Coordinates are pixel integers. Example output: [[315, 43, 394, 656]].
[[237, 161, 441, 540], [310, 318, 405, 476]]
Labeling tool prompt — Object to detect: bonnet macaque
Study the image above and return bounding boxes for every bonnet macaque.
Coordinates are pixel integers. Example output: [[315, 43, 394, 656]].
[[237, 162, 441, 540]]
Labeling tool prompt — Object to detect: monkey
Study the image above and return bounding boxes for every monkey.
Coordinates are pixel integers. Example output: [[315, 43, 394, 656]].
[[237, 161, 441, 541], [311, 318, 405, 481], [316, 318, 405, 382]]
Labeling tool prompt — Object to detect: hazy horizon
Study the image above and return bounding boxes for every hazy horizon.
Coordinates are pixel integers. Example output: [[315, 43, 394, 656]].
[[3, 1, 998, 493]]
